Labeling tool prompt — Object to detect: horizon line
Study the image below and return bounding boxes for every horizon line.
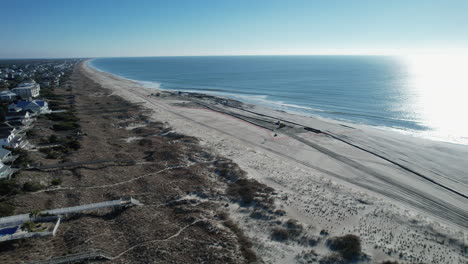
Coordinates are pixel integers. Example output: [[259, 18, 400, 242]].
[[2, 50, 467, 60]]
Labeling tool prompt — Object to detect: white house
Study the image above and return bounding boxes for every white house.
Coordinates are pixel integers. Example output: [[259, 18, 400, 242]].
[[0, 125, 24, 149], [11, 81, 40, 99], [8, 100, 49, 115], [0, 161, 13, 180], [0, 148, 16, 164]]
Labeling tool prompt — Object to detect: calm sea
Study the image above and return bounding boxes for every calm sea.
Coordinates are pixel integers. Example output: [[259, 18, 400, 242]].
[[90, 56, 468, 145]]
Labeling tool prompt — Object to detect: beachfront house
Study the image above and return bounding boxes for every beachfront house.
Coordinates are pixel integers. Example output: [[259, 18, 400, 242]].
[[0, 161, 13, 180], [5, 111, 33, 128], [0, 91, 18, 102], [0, 125, 24, 149], [11, 81, 40, 100], [0, 148, 16, 164], [8, 100, 49, 115]]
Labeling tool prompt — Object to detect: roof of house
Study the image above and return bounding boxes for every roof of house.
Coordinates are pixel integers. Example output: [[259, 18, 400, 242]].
[[0, 91, 17, 96], [14, 100, 46, 109], [0, 148, 11, 159]]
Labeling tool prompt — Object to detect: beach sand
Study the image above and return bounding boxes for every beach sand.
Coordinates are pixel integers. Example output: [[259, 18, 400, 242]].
[[83, 61, 467, 263]]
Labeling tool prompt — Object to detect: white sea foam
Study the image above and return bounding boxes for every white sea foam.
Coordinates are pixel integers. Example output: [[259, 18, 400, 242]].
[[136, 80, 162, 89]]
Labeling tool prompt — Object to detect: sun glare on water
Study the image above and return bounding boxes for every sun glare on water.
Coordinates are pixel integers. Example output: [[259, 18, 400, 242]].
[[401, 53, 468, 143]]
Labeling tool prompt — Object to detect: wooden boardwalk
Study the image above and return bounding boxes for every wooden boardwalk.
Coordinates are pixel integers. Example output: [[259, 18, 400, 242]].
[[0, 198, 142, 229], [26, 250, 113, 264]]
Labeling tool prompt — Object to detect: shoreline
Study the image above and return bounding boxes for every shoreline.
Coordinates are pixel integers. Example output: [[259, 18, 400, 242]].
[[82, 60, 467, 263], [87, 59, 468, 146]]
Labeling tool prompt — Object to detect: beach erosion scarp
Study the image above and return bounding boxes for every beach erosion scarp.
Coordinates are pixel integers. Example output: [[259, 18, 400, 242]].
[[83, 60, 468, 264]]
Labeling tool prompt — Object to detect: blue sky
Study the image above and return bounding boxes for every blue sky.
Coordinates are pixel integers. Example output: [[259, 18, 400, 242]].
[[1, 0, 467, 58]]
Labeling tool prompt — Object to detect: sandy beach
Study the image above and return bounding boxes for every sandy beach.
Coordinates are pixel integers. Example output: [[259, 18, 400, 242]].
[[82, 61, 467, 263]]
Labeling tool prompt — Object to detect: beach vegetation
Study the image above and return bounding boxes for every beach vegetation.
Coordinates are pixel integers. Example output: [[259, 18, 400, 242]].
[[26, 129, 37, 138], [45, 111, 78, 122], [51, 178, 62, 186], [138, 138, 153, 146], [326, 234, 362, 260], [9, 148, 33, 167], [52, 121, 80, 131], [222, 215, 257, 263], [271, 227, 290, 241], [0, 202, 16, 217], [0, 180, 22, 196], [29, 209, 41, 218], [48, 101, 65, 110], [48, 134, 59, 143], [21, 221, 39, 232], [295, 249, 318, 264], [65, 138, 81, 150], [22, 181, 44, 192], [285, 219, 303, 237], [226, 178, 274, 206], [319, 253, 344, 264], [39, 147, 59, 159], [213, 159, 246, 181]]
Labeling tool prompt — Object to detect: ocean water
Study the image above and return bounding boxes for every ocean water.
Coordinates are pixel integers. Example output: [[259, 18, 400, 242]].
[[90, 55, 468, 145]]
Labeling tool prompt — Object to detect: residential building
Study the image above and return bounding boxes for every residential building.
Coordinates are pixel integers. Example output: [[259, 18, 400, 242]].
[[0, 148, 16, 164], [0, 125, 24, 149], [0, 161, 13, 180], [5, 108, 34, 129], [11, 81, 40, 99], [0, 91, 18, 102], [8, 100, 49, 115]]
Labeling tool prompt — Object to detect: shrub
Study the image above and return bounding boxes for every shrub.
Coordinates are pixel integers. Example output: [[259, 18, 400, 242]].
[[65, 139, 80, 150], [138, 138, 153, 146], [52, 121, 79, 131], [0, 180, 22, 196], [48, 135, 59, 143], [319, 253, 344, 264], [29, 209, 41, 218], [23, 181, 44, 192], [45, 111, 78, 122], [11, 148, 32, 167], [222, 218, 257, 263], [21, 221, 38, 232], [227, 178, 274, 205], [326, 234, 362, 260], [51, 178, 62, 186], [26, 129, 37, 138], [0, 203, 15, 217], [46, 151, 60, 159], [214, 160, 246, 182], [271, 227, 289, 241], [48, 101, 64, 110], [285, 219, 303, 237]]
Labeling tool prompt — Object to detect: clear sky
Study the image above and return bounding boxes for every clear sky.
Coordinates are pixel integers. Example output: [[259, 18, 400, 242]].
[[1, 0, 467, 58]]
